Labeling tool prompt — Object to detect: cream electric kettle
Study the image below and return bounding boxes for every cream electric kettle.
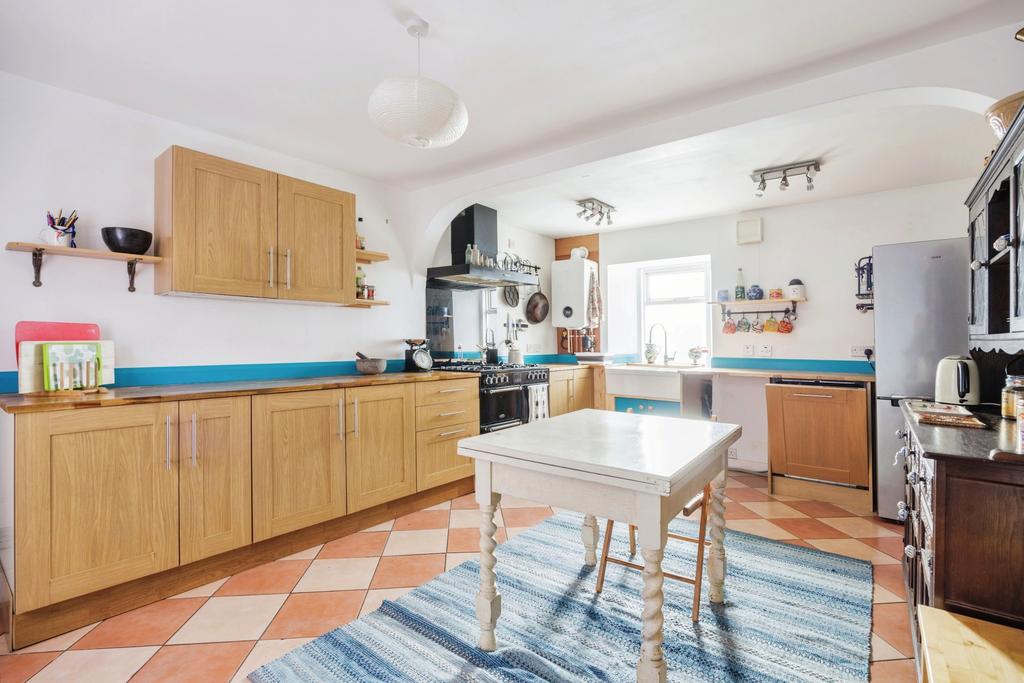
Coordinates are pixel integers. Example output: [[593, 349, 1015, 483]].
[[934, 355, 979, 405]]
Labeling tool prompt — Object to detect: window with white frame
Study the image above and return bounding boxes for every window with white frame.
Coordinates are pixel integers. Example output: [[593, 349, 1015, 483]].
[[639, 260, 710, 362]]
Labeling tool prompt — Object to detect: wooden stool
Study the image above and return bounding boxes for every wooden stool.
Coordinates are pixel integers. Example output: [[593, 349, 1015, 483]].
[[594, 485, 712, 622]]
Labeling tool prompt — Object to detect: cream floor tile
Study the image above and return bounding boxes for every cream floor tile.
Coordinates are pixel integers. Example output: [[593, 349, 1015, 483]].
[[445, 552, 477, 571], [281, 544, 324, 561], [819, 517, 900, 538], [768, 493, 803, 501], [294, 558, 379, 592], [170, 577, 229, 599], [31, 646, 159, 682], [740, 501, 808, 519], [808, 538, 901, 565], [422, 500, 452, 511], [359, 588, 414, 617], [448, 509, 503, 528], [168, 594, 288, 644], [873, 583, 904, 604], [499, 496, 546, 508], [18, 622, 99, 653], [871, 634, 906, 662], [724, 519, 796, 540], [363, 519, 394, 532], [504, 527, 532, 539], [230, 638, 313, 683], [725, 477, 749, 488], [383, 529, 448, 555]]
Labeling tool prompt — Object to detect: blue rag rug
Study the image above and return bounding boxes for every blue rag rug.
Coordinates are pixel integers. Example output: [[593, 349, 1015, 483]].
[[251, 512, 872, 682]]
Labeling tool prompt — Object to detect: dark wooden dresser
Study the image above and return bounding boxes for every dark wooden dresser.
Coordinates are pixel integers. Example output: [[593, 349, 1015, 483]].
[[899, 401, 1024, 661]]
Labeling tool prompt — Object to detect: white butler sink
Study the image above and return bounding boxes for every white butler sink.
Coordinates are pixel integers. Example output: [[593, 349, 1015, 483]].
[[604, 364, 684, 401]]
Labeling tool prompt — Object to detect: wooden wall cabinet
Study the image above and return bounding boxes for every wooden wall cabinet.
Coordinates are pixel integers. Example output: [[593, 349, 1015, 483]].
[[765, 384, 870, 486], [15, 403, 180, 612], [346, 384, 416, 512], [155, 146, 356, 304], [178, 397, 252, 564], [252, 389, 346, 541]]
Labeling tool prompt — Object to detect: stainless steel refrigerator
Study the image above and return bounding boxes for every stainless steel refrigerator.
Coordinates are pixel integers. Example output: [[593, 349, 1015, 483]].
[[873, 238, 968, 520]]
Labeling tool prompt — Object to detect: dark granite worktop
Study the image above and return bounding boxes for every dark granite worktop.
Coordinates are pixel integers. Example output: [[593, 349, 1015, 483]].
[[900, 401, 1024, 465]]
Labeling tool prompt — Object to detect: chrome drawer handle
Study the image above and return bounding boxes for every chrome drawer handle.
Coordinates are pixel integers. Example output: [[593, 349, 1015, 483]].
[[438, 428, 466, 438], [439, 410, 465, 417], [338, 398, 345, 441], [191, 413, 198, 467], [165, 415, 172, 471], [792, 393, 833, 398], [268, 247, 275, 288], [285, 249, 292, 290], [354, 398, 359, 437], [439, 387, 465, 394]]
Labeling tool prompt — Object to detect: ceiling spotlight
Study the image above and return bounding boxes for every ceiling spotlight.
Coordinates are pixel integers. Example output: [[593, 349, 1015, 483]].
[[576, 208, 587, 218], [806, 164, 816, 191], [1016, 26, 1023, 41], [754, 175, 766, 198], [574, 198, 616, 227], [779, 172, 789, 191], [606, 210, 613, 227]]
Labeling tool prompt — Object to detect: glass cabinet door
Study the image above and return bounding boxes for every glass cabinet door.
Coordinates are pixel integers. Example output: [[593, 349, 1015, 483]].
[[1014, 162, 1024, 330], [969, 212, 987, 334]]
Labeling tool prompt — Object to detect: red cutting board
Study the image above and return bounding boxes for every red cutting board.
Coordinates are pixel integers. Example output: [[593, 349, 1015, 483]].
[[14, 321, 101, 363]]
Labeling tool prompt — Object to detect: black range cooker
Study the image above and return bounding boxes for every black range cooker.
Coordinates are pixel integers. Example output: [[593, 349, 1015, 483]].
[[433, 361, 549, 432]]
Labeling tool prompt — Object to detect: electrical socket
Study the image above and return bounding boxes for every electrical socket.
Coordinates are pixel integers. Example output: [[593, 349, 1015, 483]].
[[850, 345, 874, 358], [742, 344, 755, 357], [756, 343, 772, 357], [727, 446, 738, 460], [507, 238, 516, 250]]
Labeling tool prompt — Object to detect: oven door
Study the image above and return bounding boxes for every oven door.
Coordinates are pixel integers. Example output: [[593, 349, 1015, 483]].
[[479, 385, 524, 429]]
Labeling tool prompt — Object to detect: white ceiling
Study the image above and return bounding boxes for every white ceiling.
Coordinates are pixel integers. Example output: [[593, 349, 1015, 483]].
[[0, 0, 1018, 187], [477, 98, 997, 237]]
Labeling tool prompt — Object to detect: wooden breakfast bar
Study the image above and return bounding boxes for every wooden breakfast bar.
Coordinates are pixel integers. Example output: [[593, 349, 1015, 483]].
[[458, 409, 741, 682]]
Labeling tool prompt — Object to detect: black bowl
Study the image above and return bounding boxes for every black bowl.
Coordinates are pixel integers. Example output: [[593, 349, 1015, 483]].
[[101, 227, 153, 255]]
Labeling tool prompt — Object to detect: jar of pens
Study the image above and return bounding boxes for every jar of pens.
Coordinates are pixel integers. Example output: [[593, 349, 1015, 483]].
[[40, 208, 79, 247]]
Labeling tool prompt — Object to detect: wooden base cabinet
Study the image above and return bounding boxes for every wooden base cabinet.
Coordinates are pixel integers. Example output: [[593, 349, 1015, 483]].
[[15, 404, 180, 612], [252, 390, 346, 541], [346, 384, 416, 512], [549, 367, 593, 416], [416, 422, 479, 491], [178, 397, 252, 564]]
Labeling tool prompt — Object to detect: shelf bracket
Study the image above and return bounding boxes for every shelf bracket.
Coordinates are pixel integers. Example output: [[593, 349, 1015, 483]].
[[31, 248, 43, 287], [126, 259, 140, 293]]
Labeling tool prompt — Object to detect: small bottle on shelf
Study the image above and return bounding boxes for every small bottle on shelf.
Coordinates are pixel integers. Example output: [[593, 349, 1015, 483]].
[[735, 268, 745, 300]]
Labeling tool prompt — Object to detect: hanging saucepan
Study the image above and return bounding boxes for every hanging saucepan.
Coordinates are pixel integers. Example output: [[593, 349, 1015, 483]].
[[525, 282, 550, 324]]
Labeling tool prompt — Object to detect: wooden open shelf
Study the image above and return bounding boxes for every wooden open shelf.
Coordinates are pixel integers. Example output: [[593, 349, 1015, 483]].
[[348, 299, 390, 308], [708, 297, 805, 306], [6, 242, 162, 292], [355, 250, 389, 264]]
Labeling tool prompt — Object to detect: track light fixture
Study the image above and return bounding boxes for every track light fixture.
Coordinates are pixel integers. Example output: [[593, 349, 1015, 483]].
[[575, 198, 616, 226], [750, 160, 821, 198]]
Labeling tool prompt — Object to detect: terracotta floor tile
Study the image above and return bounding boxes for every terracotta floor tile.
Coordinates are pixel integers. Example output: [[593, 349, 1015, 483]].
[[263, 591, 365, 639], [383, 529, 448, 555], [230, 639, 313, 683], [216, 560, 310, 596], [16, 622, 98, 653], [771, 517, 851, 539], [782, 539, 816, 549], [871, 633, 906, 662], [869, 657, 917, 682], [725, 519, 796, 540], [132, 641, 254, 683], [724, 501, 761, 520], [449, 508, 503, 528], [783, 500, 856, 517], [498, 495, 547, 508], [740, 501, 808, 519], [724, 487, 774, 502], [872, 602, 915, 657], [857, 536, 905, 559], [318, 531, 389, 559], [168, 595, 287, 645], [72, 598, 205, 649], [30, 646, 158, 683], [423, 500, 452, 511], [294, 558, 379, 592], [873, 583, 904, 604], [807, 538, 901, 565], [170, 577, 229, 599], [873, 565, 907, 599], [725, 477, 750, 488], [360, 588, 414, 617], [731, 474, 768, 488], [864, 516, 905, 535], [447, 527, 506, 552], [393, 509, 450, 531], [371, 554, 446, 589], [501, 507, 553, 528], [281, 544, 323, 561], [820, 517, 900, 538], [450, 493, 478, 509], [0, 652, 60, 683]]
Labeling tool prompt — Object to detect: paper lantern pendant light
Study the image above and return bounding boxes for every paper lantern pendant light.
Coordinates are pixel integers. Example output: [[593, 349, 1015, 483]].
[[368, 18, 468, 149]]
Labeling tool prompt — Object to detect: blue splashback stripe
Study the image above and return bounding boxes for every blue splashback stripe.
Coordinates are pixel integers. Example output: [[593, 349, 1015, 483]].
[[710, 357, 875, 374], [0, 353, 583, 394]]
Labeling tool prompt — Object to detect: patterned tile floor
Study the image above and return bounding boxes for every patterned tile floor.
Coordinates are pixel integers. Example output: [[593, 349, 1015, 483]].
[[0, 474, 915, 682]]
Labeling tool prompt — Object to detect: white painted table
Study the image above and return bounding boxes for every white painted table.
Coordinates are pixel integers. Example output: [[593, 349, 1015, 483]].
[[457, 409, 742, 682]]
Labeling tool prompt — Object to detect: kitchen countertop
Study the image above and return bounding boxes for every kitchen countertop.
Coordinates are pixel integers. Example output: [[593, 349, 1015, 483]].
[[0, 371, 470, 415], [602, 363, 874, 383], [900, 401, 1024, 465]]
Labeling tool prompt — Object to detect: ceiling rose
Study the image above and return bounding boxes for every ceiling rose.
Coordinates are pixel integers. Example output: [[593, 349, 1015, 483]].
[[368, 18, 468, 149]]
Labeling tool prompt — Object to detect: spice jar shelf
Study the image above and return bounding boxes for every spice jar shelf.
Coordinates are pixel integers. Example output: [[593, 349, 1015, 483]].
[[355, 250, 389, 264], [6, 242, 162, 292], [349, 299, 390, 308]]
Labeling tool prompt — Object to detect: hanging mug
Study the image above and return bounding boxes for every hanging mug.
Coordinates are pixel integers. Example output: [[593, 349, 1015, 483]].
[[722, 316, 737, 335], [778, 313, 794, 334], [751, 316, 764, 334], [763, 314, 779, 333], [736, 315, 751, 333]]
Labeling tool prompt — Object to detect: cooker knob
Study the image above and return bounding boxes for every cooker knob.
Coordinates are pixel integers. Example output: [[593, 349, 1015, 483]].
[[897, 508, 908, 522], [904, 545, 917, 559], [895, 429, 907, 439], [907, 471, 919, 485]]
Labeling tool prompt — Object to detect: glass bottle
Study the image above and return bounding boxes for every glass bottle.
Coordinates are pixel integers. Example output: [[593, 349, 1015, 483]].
[[735, 267, 746, 300]]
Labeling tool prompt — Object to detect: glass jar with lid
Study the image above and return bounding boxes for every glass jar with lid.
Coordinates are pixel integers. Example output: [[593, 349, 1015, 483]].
[[1002, 354, 1024, 419]]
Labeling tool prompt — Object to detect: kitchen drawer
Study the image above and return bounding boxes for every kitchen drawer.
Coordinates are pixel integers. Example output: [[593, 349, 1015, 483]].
[[417, 420, 480, 447], [416, 420, 479, 491], [416, 398, 479, 431], [416, 378, 478, 406]]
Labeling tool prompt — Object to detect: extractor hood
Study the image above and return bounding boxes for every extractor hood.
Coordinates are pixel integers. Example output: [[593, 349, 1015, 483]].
[[427, 204, 540, 290]]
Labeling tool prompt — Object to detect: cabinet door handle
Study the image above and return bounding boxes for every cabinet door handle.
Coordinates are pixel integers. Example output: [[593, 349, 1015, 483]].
[[285, 249, 292, 290], [439, 387, 464, 394], [268, 247, 275, 288], [438, 428, 466, 438], [338, 398, 345, 440], [353, 398, 359, 437], [792, 393, 833, 399], [570, 379, 575, 401], [165, 415, 172, 471], [191, 412, 198, 467], [439, 410, 465, 417]]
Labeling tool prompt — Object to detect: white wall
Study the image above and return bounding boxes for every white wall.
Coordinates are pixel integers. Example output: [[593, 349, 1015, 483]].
[[0, 71, 424, 371], [600, 178, 974, 360]]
